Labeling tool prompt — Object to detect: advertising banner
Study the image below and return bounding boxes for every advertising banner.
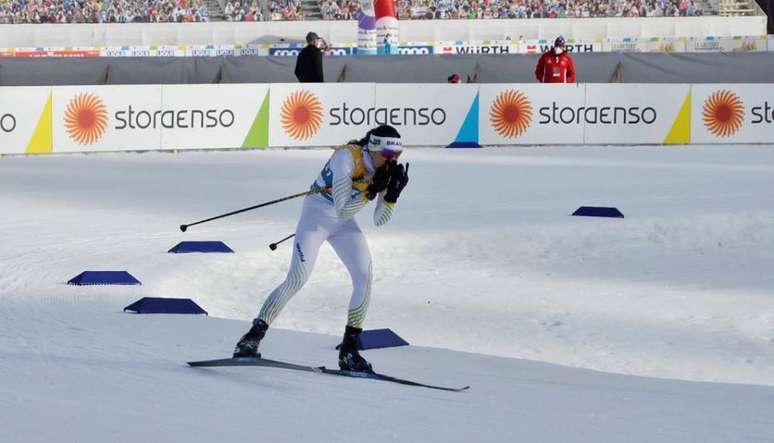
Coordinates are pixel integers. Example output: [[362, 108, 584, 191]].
[[602, 38, 687, 53], [716, 36, 768, 52], [479, 84, 585, 145], [8, 82, 774, 155], [394, 44, 434, 55], [0, 87, 52, 154], [685, 36, 768, 52], [6, 47, 101, 58], [53, 85, 163, 152], [374, 84, 478, 146], [269, 83, 376, 147], [521, 39, 601, 54], [161, 84, 270, 150], [434, 42, 519, 55], [584, 84, 691, 144], [692, 84, 774, 144], [269, 44, 355, 56]]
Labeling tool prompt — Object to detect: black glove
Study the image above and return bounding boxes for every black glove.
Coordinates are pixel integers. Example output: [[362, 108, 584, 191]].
[[366, 160, 394, 200], [384, 162, 409, 203]]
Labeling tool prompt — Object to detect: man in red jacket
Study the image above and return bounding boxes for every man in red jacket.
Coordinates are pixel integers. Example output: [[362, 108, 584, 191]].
[[535, 36, 576, 83]]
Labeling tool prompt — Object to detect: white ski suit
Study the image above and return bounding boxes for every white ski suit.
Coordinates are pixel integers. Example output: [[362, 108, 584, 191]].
[[257, 144, 397, 328]]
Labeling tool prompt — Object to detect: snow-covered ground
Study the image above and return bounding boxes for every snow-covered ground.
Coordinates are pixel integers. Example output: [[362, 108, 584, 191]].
[[2, 146, 774, 442]]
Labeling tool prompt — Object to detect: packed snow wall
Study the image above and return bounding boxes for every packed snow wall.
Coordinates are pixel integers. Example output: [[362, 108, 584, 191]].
[[1, 82, 772, 154]]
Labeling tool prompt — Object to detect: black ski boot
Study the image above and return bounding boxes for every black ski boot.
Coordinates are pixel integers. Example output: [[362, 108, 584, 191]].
[[233, 319, 269, 358], [338, 325, 373, 372]]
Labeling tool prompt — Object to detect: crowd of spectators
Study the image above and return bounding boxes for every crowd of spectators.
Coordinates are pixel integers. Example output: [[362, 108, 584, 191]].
[[267, 0, 302, 19], [0, 0, 209, 23], [320, 0, 358, 19], [0, 0, 704, 23], [223, 0, 262, 20], [0, 0, 103, 23], [108, 0, 209, 22], [394, 0, 703, 19]]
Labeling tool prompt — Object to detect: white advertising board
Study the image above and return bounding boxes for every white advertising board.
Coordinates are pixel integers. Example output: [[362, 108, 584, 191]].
[[269, 83, 376, 147], [479, 84, 586, 145], [0, 87, 51, 154], [584, 84, 691, 144], [160, 84, 270, 150], [374, 84, 478, 146], [53, 85, 163, 152], [692, 84, 774, 144]]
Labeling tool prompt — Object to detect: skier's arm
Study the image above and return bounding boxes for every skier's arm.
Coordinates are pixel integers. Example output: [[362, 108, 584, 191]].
[[330, 151, 368, 219], [373, 195, 395, 226], [374, 162, 408, 226]]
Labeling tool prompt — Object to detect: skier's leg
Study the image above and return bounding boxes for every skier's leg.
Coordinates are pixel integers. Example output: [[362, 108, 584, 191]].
[[234, 204, 329, 358], [327, 220, 374, 371], [327, 220, 373, 329], [257, 216, 328, 326]]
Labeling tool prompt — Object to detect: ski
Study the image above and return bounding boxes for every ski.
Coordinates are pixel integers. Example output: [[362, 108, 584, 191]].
[[188, 357, 470, 392], [318, 367, 470, 392], [188, 357, 319, 372]]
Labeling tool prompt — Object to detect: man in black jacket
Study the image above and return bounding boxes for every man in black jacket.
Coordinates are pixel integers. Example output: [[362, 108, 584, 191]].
[[294, 32, 325, 83]]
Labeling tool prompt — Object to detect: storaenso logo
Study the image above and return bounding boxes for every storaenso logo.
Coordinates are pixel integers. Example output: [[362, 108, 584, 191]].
[[64, 92, 235, 145], [65, 93, 108, 145], [329, 103, 446, 126], [114, 106, 235, 130], [489, 89, 658, 139], [751, 101, 774, 123], [279, 89, 447, 140], [538, 102, 657, 125], [281, 90, 324, 140], [702, 90, 744, 137], [490, 90, 532, 138], [0, 113, 16, 133]]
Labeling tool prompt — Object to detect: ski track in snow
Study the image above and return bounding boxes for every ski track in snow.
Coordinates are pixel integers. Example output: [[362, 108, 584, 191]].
[[1, 146, 774, 442]]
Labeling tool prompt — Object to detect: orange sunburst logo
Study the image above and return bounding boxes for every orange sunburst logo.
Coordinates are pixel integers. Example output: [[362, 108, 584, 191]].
[[703, 90, 744, 138], [281, 90, 323, 141], [490, 90, 533, 139], [64, 92, 108, 145]]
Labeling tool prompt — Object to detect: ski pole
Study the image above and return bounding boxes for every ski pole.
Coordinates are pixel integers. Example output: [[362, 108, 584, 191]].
[[180, 189, 322, 232], [269, 233, 296, 251]]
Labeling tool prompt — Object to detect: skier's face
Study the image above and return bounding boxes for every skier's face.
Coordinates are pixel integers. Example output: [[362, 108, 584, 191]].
[[371, 150, 399, 168]]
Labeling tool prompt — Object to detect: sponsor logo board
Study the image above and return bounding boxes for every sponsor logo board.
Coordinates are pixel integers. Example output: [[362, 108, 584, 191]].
[[434, 43, 518, 55], [269, 46, 355, 56], [692, 84, 774, 143], [161, 84, 270, 149], [479, 84, 585, 145], [584, 84, 691, 144], [270, 84, 376, 147], [53, 85, 163, 151], [0, 87, 52, 154], [374, 84, 478, 145], [395, 45, 433, 55], [522, 40, 600, 54]]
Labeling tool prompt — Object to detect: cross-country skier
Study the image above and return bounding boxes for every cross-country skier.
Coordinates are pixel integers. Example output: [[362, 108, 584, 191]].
[[233, 125, 409, 372]]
